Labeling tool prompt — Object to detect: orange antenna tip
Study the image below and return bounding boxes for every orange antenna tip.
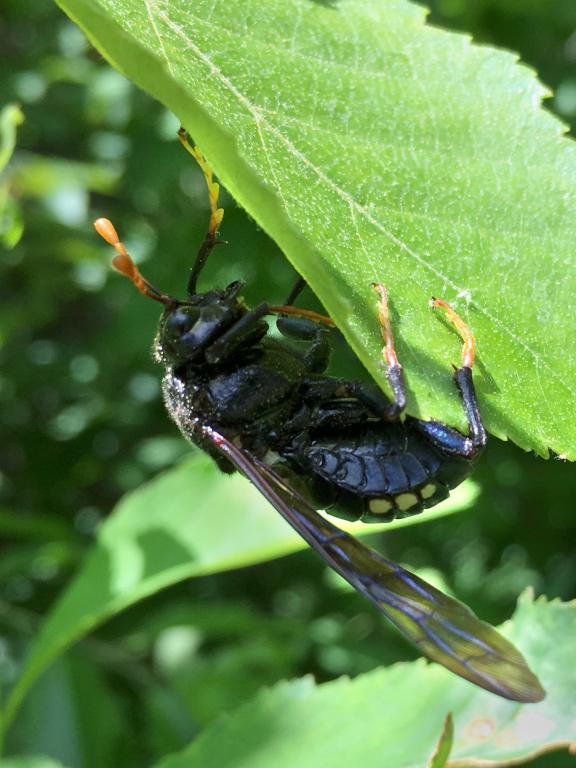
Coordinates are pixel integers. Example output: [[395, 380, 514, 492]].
[[94, 218, 120, 246], [94, 217, 170, 306], [111, 252, 136, 278]]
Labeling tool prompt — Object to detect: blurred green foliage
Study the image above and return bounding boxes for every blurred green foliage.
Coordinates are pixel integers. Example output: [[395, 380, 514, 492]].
[[0, 1, 574, 766]]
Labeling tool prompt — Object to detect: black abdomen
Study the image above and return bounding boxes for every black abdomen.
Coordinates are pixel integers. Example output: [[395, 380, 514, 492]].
[[291, 421, 473, 523]]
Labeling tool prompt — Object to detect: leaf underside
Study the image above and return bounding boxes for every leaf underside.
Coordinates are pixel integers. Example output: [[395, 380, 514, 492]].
[[54, 0, 576, 460]]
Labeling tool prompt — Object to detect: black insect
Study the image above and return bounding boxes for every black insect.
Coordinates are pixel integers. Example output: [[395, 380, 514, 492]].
[[95, 130, 544, 703]]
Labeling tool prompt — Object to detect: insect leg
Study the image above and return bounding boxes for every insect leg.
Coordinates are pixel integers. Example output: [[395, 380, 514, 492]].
[[284, 275, 307, 306], [415, 299, 487, 459], [178, 128, 225, 295], [268, 304, 333, 327], [205, 302, 271, 364], [277, 315, 331, 373], [372, 283, 407, 420], [207, 301, 332, 365], [302, 375, 395, 422]]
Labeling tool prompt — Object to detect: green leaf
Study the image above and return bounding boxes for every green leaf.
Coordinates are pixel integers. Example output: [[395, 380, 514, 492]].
[[12, 155, 121, 198], [154, 594, 576, 768], [0, 105, 23, 174], [1, 455, 476, 737], [7, 656, 121, 768], [448, 593, 576, 766], [52, 0, 576, 458], [0, 104, 24, 248], [428, 714, 453, 768]]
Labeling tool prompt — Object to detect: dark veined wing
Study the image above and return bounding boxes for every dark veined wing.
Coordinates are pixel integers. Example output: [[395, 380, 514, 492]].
[[200, 424, 545, 703]]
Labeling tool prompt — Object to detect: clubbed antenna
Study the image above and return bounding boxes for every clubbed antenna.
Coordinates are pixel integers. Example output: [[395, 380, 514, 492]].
[[94, 218, 173, 307]]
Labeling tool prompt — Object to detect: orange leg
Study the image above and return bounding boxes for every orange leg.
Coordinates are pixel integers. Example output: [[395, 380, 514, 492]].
[[372, 283, 401, 368], [431, 297, 475, 369], [371, 283, 406, 419], [427, 296, 486, 454], [268, 304, 334, 327]]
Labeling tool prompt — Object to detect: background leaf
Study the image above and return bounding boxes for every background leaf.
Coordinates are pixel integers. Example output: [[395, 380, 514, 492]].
[[2, 455, 476, 734], [0, 104, 25, 248], [153, 595, 576, 768], [0, 105, 24, 174], [6, 656, 121, 768], [53, 0, 576, 458], [429, 715, 454, 768]]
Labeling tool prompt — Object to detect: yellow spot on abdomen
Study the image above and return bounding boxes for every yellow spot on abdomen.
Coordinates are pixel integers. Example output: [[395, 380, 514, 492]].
[[396, 493, 419, 511], [368, 498, 393, 515], [420, 483, 437, 500]]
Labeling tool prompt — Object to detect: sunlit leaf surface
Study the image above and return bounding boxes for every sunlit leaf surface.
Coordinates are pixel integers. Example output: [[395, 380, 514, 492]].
[[54, 0, 576, 458]]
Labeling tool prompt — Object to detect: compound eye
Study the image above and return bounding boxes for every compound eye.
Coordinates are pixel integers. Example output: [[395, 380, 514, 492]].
[[168, 308, 198, 336]]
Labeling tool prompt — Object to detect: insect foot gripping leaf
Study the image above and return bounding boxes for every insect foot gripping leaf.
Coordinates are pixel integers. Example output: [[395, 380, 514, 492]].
[[93, 133, 545, 702]]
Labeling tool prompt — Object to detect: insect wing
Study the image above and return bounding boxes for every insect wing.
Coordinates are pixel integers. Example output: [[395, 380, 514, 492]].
[[199, 425, 544, 703]]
